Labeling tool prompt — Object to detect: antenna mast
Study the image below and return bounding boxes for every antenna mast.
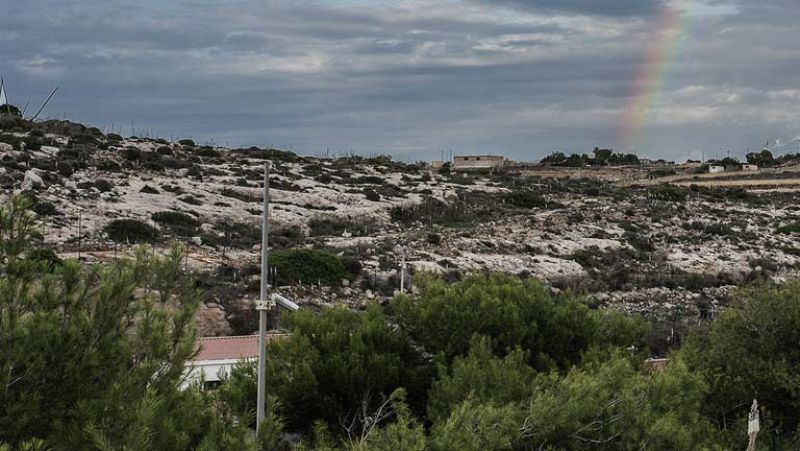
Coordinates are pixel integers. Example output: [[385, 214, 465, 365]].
[[30, 86, 59, 121]]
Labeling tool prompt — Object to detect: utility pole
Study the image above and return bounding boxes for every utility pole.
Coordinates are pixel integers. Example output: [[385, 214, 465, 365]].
[[400, 250, 406, 294], [256, 163, 272, 435]]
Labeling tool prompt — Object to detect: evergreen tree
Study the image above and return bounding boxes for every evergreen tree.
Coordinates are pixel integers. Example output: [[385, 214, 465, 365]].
[[0, 197, 253, 450]]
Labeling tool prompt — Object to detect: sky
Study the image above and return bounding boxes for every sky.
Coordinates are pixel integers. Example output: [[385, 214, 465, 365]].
[[2, 0, 800, 162]]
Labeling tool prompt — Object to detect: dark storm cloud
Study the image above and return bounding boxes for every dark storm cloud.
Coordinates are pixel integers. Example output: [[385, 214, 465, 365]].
[[1, 0, 799, 161]]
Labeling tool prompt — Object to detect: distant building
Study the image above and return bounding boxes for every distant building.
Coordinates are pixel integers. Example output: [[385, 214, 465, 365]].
[[184, 334, 286, 388], [453, 154, 506, 170], [644, 357, 670, 373], [709, 165, 725, 174], [741, 164, 758, 171], [429, 160, 444, 169]]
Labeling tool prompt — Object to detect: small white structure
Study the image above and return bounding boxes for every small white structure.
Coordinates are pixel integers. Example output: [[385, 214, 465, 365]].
[[184, 334, 284, 387], [453, 154, 506, 170], [709, 165, 725, 174], [742, 164, 758, 172]]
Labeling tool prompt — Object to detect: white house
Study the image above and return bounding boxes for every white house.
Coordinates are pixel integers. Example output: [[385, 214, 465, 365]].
[[184, 334, 286, 387], [741, 164, 758, 172], [709, 165, 725, 174], [453, 155, 506, 170]]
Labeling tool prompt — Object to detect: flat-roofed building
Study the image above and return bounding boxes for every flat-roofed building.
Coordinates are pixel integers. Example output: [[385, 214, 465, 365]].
[[453, 154, 506, 170], [184, 334, 286, 387]]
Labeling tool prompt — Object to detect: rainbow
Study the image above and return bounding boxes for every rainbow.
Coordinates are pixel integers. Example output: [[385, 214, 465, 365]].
[[619, 1, 691, 153]]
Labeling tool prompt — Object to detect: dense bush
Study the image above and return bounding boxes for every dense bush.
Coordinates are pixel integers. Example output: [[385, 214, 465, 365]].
[[0, 198, 255, 449], [647, 184, 688, 202], [392, 273, 645, 369], [232, 147, 298, 162], [223, 306, 433, 432], [683, 282, 800, 446], [103, 218, 159, 243], [270, 248, 354, 286], [777, 222, 800, 234], [503, 190, 547, 208], [31, 201, 60, 216], [151, 211, 199, 236], [363, 188, 380, 201]]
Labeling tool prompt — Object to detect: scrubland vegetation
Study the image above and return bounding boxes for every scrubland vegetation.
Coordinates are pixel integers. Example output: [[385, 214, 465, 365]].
[[2, 195, 800, 450]]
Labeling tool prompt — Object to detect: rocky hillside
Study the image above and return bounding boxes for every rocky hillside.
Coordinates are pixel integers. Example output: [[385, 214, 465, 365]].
[[3, 115, 800, 348]]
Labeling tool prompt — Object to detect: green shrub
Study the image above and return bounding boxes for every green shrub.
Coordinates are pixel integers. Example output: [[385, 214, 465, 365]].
[[503, 191, 546, 208], [196, 147, 221, 158], [647, 184, 687, 202], [178, 195, 203, 206], [350, 175, 385, 185], [103, 219, 159, 243], [777, 223, 800, 234], [393, 273, 646, 368], [308, 217, 377, 237], [271, 248, 353, 286], [31, 201, 60, 217], [232, 147, 298, 162], [364, 188, 380, 201], [225, 305, 433, 432], [151, 211, 199, 235]]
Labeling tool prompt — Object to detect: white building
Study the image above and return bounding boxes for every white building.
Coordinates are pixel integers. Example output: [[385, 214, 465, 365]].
[[709, 165, 725, 174], [741, 164, 758, 171], [453, 154, 506, 170], [184, 334, 285, 387]]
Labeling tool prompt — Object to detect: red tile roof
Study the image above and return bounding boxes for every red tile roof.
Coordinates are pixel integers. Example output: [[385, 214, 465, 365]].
[[193, 334, 286, 361]]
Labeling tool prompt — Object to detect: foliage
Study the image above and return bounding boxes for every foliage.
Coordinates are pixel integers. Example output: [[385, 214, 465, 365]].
[[682, 282, 800, 445], [745, 149, 775, 167], [503, 190, 547, 208], [541, 148, 639, 167], [777, 222, 800, 234], [0, 103, 22, 117], [427, 337, 535, 423], [429, 400, 523, 451], [151, 210, 199, 236], [647, 184, 688, 202], [270, 248, 354, 286], [517, 352, 717, 450], [226, 305, 434, 433], [233, 146, 298, 162], [308, 217, 378, 238], [103, 218, 159, 243], [0, 197, 254, 449], [392, 273, 644, 369]]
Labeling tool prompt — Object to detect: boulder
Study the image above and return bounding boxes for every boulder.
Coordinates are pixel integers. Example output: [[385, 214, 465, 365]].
[[22, 170, 44, 190]]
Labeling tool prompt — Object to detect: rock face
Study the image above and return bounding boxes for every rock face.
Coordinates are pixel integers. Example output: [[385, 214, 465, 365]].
[[22, 170, 44, 190], [0, 143, 13, 153]]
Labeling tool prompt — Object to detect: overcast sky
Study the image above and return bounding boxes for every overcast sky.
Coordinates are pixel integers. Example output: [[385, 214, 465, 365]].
[[3, 0, 799, 161]]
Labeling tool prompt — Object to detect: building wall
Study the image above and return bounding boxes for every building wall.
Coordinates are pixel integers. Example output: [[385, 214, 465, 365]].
[[709, 166, 725, 174], [742, 164, 758, 171], [182, 358, 254, 388], [453, 155, 505, 169]]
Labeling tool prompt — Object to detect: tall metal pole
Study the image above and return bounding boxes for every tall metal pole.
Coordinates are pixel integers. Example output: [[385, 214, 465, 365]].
[[256, 163, 271, 434], [400, 250, 406, 294]]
